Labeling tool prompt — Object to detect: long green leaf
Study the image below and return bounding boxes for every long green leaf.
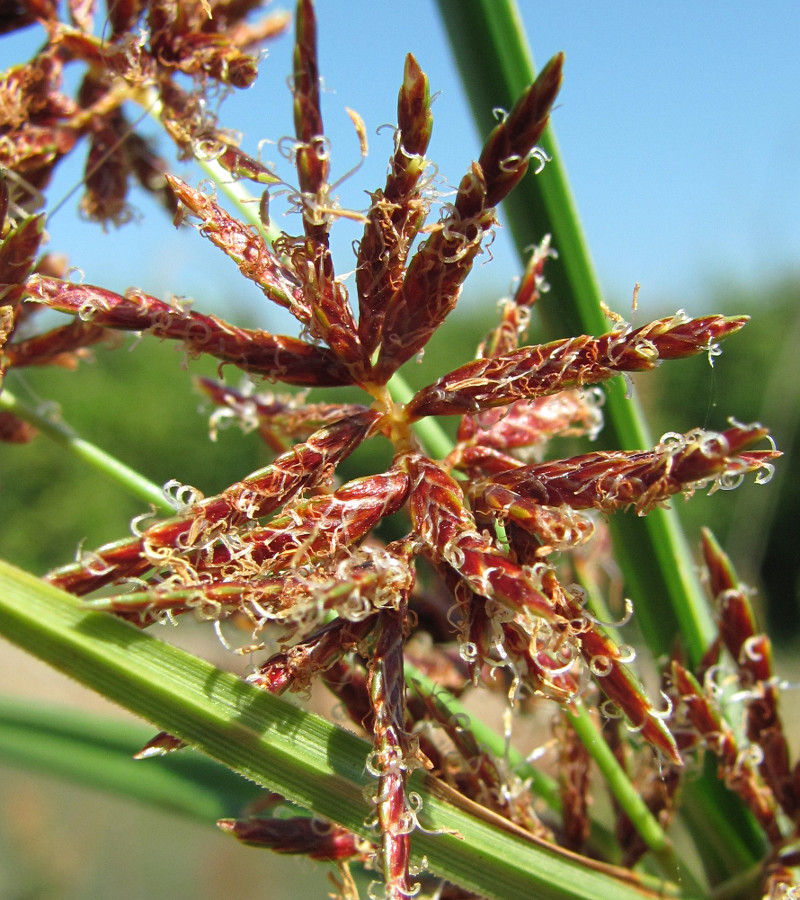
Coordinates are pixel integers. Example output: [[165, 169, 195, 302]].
[[434, 0, 766, 878], [0, 559, 689, 900], [433, 0, 711, 666]]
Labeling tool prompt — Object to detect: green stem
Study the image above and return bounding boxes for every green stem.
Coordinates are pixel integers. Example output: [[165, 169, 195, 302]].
[[406, 661, 562, 814], [196, 154, 283, 246], [407, 662, 706, 891], [0, 388, 173, 515], [136, 88, 283, 248], [565, 701, 703, 895]]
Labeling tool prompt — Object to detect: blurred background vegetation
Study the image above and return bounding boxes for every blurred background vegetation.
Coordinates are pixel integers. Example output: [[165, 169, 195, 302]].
[[636, 277, 800, 641], [0, 764, 336, 899]]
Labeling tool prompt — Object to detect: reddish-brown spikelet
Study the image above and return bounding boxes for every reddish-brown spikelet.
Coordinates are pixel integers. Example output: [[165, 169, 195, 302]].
[[229, 9, 294, 53], [47, 412, 378, 595], [4, 319, 107, 368], [701, 528, 796, 817], [475, 423, 778, 518], [543, 570, 681, 764], [555, 716, 591, 852], [288, 0, 361, 369], [77, 73, 131, 227], [120, 132, 178, 216], [356, 53, 433, 358], [84, 567, 388, 624], [147, 0, 259, 88], [196, 375, 371, 451], [165, 175, 312, 322], [500, 618, 582, 704], [0, 47, 77, 201], [0, 410, 37, 443], [249, 616, 376, 695], [478, 53, 564, 208], [213, 144, 281, 186], [702, 527, 774, 685], [671, 661, 781, 842], [26, 275, 353, 386], [218, 815, 369, 862], [1, 0, 56, 33], [134, 730, 187, 759], [282, 230, 363, 368], [373, 54, 564, 380], [322, 657, 374, 733], [185, 471, 409, 582], [457, 391, 600, 453], [1, 215, 50, 407], [373, 160, 494, 381], [292, 0, 326, 217], [0, 0, 287, 225], [477, 236, 555, 360], [0, 215, 45, 311], [405, 454, 559, 624], [105, 0, 141, 37], [367, 602, 413, 898], [407, 314, 748, 418], [0, 122, 77, 195], [476, 482, 595, 554], [448, 444, 525, 480]]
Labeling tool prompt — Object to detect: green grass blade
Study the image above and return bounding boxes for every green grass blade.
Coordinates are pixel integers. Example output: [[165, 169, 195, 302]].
[[0, 559, 692, 900], [0, 696, 258, 821], [433, 0, 712, 665], [434, 0, 765, 877]]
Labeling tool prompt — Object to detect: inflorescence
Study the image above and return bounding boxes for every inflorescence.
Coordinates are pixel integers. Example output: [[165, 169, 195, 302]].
[[1, 2, 793, 898]]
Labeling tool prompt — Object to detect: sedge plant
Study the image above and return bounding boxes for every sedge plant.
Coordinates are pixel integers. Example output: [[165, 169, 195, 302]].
[[0, 1, 795, 898]]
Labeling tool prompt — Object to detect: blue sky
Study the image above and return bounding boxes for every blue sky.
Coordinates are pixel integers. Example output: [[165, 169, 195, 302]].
[[5, 2, 799, 327]]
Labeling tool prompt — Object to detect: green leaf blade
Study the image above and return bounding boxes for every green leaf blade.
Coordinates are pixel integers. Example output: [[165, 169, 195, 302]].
[[434, 0, 765, 879], [0, 559, 688, 899]]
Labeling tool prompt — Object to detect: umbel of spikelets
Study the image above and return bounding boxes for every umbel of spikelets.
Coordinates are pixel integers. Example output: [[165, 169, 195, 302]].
[[0, 1, 781, 896]]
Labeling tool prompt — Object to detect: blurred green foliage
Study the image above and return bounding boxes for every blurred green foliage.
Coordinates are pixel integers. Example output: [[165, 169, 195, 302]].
[[0, 764, 333, 900]]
